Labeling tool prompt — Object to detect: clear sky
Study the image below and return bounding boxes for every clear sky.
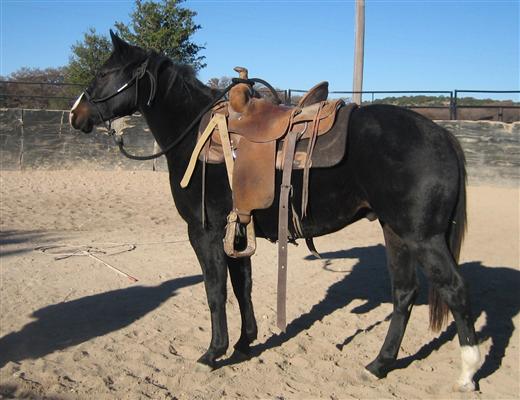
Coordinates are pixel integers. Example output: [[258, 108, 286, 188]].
[[1, 0, 519, 100]]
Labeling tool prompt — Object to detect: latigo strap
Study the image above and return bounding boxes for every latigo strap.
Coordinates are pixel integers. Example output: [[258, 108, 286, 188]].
[[277, 129, 299, 332]]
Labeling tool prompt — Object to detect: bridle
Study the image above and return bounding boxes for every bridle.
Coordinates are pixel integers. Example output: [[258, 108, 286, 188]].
[[81, 55, 282, 161], [82, 56, 157, 131]]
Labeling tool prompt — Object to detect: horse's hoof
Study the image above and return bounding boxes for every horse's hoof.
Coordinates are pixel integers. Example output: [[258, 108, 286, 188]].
[[195, 360, 214, 373], [196, 353, 217, 371], [230, 349, 251, 362], [364, 360, 387, 379], [453, 380, 476, 392], [361, 366, 380, 382]]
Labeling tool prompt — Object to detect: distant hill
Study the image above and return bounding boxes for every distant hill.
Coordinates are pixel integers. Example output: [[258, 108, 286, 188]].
[[371, 95, 519, 107]]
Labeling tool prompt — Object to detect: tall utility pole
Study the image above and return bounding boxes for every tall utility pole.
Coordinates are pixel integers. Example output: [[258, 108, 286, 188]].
[[353, 0, 365, 105]]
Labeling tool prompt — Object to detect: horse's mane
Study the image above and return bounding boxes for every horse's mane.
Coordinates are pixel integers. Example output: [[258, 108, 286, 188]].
[[156, 55, 216, 100], [165, 63, 195, 93]]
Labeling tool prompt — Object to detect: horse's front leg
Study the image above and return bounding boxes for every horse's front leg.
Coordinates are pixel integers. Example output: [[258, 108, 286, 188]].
[[228, 256, 258, 356], [188, 225, 229, 368]]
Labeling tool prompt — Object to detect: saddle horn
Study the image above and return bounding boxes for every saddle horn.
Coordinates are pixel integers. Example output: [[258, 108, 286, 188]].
[[233, 66, 249, 80]]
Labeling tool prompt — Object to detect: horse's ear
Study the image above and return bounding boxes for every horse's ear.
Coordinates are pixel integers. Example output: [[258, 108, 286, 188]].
[[110, 29, 129, 53]]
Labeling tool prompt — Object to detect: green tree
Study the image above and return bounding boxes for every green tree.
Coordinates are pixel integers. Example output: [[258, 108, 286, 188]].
[[66, 27, 112, 85], [65, 1, 205, 85], [114, 0, 206, 70], [6, 66, 67, 84]]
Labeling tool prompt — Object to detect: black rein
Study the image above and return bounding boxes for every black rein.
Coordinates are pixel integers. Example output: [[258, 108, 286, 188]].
[[114, 76, 281, 161], [85, 56, 281, 161]]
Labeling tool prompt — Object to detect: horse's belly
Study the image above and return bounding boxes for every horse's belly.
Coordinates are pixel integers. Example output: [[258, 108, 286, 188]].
[[253, 165, 364, 240]]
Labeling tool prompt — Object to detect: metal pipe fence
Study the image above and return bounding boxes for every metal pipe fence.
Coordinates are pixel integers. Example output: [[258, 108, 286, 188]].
[[287, 89, 519, 122], [1, 80, 518, 122], [0, 80, 83, 110], [453, 90, 520, 121]]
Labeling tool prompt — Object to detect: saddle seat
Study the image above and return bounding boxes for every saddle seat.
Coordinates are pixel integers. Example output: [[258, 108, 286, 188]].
[[225, 80, 339, 143]]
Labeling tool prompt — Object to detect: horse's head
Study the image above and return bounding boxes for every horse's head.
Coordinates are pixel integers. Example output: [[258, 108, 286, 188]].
[[70, 31, 149, 133]]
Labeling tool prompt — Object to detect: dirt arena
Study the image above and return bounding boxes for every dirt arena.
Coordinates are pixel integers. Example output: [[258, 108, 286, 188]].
[[0, 170, 518, 399]]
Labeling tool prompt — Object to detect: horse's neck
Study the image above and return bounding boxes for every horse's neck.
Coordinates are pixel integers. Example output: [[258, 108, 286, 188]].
[[140, 66, 214, 168]]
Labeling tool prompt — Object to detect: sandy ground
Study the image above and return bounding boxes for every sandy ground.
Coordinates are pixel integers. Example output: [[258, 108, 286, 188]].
[[0, 170, 518, 400]]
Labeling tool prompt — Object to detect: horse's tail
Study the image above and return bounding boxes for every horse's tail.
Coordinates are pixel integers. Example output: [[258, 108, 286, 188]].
[[446, 132, 467, 263], [429, 131, 467, 332]]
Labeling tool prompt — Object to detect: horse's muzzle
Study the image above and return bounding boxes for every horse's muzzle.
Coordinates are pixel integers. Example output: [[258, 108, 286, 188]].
[[70, 93, 95, 133], [70, 110, 94, 133]]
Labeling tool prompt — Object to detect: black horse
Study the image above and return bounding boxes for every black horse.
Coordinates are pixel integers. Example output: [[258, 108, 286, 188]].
[[70, 32, 480, 391]]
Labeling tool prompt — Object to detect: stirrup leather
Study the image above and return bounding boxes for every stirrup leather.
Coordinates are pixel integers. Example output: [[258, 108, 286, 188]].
[[223, 211, 256, 258]]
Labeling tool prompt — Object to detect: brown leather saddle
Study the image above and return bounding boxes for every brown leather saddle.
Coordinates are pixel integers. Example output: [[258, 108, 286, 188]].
[[181, 68, 357, 330]]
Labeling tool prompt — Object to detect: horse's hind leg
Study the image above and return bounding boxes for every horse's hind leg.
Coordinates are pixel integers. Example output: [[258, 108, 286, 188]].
[[366, 223, 419, 378], [228, 256, 258, 356], [417, 234, 480, 391]]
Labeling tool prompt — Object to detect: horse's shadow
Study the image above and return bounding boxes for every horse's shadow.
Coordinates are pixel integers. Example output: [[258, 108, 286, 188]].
[[223, 244, 520, 383], [0, 230, 61, 258], [0, 275, 203, 369], [1, 244, 517, 383]]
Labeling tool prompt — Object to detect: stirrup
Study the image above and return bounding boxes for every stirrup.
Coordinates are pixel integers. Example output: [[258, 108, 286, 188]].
[[223, 211, 256, 258]]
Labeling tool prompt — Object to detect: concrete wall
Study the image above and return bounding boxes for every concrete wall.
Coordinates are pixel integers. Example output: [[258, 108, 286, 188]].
[[0, 109, 167, 172], [436, 120, 519, 185], [1, 108, 518, 185]]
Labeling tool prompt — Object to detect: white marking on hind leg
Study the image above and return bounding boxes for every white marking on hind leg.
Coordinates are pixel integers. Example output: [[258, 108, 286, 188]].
[[454, 345, 480, 392]]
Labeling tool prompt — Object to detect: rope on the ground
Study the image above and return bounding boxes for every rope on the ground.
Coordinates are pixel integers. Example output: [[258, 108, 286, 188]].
[[34, 239, 189, 283]]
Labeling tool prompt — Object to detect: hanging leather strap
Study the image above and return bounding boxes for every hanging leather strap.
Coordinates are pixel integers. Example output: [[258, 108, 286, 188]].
[[301, 102, 325, 217], [277, 129, 299, 332], [181, 113, 233, 189]]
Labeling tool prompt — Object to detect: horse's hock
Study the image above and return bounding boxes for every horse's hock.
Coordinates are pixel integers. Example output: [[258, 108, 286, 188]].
[[0, 107, 518, 185]]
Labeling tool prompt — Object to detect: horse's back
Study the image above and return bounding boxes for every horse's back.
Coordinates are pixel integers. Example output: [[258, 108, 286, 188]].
[[349, 104, 458, 163]]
